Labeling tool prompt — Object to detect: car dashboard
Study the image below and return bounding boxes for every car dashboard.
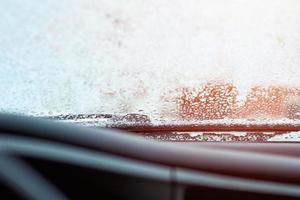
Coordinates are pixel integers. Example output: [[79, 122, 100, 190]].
[[0, 114, 300, 200]]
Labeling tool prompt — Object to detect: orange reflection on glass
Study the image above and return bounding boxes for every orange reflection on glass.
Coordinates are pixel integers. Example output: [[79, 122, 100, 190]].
[[172, 82, 300, 120]]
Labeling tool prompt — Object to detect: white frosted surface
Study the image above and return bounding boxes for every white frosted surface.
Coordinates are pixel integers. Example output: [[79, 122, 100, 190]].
[[268, 132, 300, 141], [1, 0, 300, 118]]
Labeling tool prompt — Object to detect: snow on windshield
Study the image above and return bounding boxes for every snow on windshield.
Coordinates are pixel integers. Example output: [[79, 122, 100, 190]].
[[1, 0, 300, 123]]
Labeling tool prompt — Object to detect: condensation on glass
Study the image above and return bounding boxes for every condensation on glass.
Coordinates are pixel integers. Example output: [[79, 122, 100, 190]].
[[1, 0, 300, 126]]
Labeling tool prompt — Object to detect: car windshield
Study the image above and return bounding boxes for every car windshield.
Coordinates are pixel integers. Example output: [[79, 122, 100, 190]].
[[1, 0, 300, 141]]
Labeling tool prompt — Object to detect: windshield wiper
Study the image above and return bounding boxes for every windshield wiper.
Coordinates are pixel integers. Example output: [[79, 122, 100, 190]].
[[42, 114, 300, 132], [40, 114, 300, 142]]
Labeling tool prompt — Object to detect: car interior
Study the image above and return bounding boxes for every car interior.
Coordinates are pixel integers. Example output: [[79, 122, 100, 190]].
[[1, 114, 300, 200], [1, 0, 300, 199]]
